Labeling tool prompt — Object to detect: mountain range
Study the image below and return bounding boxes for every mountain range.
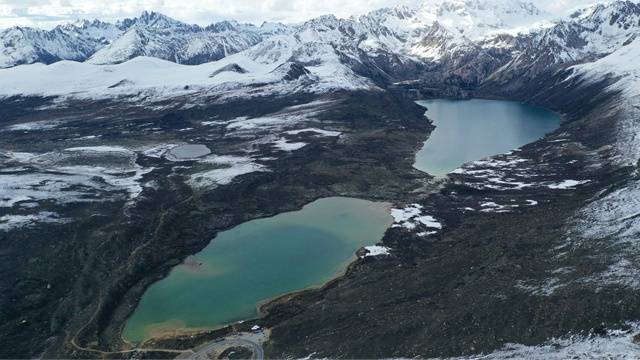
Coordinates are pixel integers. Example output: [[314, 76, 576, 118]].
[[1, 0, 638, 97], [0, 0, 551, 67], [0, 11, 291, 68]]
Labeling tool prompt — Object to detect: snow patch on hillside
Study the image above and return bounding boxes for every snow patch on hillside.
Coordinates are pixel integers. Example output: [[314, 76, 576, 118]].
[[547, 180, 590, 189], [272, 138, 307, 151], [285, 128, 342, 137], [363, 245, 391, 257], [183, 154, 268, 189], [447, 322, 640, 359], [452, 151, 593, 192], [6, 120, 63, 131], [391, 204, 442, 231], [0, 212, 70, 232], [65, 146, 133, 154], [187, 160, 267, 188], [0, 148, 152, 208]]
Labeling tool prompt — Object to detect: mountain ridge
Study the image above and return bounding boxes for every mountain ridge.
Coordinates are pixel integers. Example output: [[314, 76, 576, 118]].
[[1, 0, 639, 99], [0, 0, 553, 68]]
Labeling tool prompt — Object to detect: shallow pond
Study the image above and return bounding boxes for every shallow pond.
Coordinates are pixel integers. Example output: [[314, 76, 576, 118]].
[[123, 197, 392, 343], [414, 99, 561, 176], [167, 144, 211, 160]]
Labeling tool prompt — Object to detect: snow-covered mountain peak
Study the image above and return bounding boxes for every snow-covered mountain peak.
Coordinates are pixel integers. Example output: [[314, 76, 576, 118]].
[[350, 0, 548, 63], [258, 22, 291, 36], [121, 11, 196, 31], [206, 20, 242, 33], [54, 19, 123, 44], [60, 19, 106, 30], [410, 0, 550, 39], [138, 10, 169, 22], [573, 0, 640, 28], [300, 14, 343, 31], [542, 0, 640, 57], [86, 12, 270, 65], [0, 20, 125, 68], [292, 15, 362, 46]]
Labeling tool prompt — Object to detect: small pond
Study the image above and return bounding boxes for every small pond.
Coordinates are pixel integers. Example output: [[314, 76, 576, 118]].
[[167, 144, 211, 160]]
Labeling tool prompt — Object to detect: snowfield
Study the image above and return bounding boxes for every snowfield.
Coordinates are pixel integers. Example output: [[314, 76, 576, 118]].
[[0, 41, 375, 103]]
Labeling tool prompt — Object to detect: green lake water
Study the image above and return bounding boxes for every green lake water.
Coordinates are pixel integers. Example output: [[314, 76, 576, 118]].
[[123, 197, 392, 343], [414, 99, 561, 176]]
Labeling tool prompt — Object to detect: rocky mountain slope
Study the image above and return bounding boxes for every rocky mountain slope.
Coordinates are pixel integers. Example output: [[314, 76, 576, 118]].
[[573, 35, 640, 164]]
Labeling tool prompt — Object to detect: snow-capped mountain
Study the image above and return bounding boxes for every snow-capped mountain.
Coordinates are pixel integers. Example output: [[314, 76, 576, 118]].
[[0, 11, 289, 68], [481, 0, 640, 82], [386, 0, 640, 87], [88, 11, 283, 65], [0, 0, 551, 69], [0, 0, 639, 97], [0, 20, 122, 68], [231, 0, 552, 88], [354, 0, 550, 60]]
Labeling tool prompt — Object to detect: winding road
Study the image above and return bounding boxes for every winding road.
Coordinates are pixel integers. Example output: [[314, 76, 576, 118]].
[[187, 332, 265, 360]]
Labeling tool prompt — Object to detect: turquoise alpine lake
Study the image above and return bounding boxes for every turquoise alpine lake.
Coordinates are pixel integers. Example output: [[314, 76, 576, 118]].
[[123, 197, 392, 343], [414, 99, 561, 176]]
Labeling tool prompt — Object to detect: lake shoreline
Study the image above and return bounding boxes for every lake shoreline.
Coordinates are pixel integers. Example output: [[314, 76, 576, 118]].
[[122, 197, 393, 344]]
